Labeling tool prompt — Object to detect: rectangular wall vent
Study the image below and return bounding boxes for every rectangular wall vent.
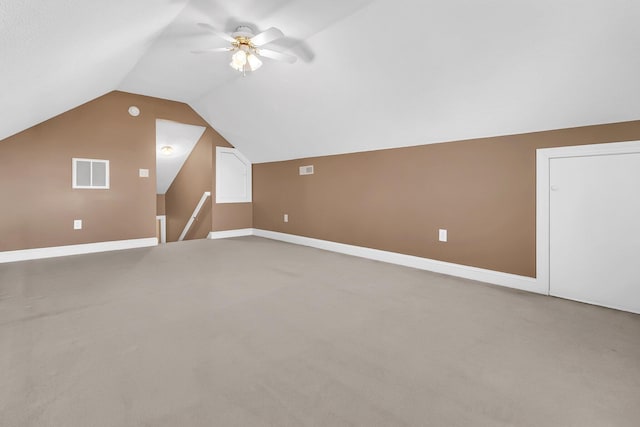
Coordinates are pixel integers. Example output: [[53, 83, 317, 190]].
[[299, 165, 314, 175], [72, 158, 109, 189]]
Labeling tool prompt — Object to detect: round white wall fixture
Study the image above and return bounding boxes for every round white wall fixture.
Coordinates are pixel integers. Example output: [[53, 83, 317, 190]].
[[128, 106, 140, 117]]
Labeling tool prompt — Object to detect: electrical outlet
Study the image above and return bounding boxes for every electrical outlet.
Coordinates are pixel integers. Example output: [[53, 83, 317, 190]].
[[439, 229, 447, 242], [74, 219, 82, 230], [284, 214, 289, 223], [139, 168, 149, 178]]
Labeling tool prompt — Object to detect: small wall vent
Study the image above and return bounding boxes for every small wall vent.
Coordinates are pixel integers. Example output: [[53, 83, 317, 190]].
[[299, 165, 314, 175], [72, 158, 110, 189]]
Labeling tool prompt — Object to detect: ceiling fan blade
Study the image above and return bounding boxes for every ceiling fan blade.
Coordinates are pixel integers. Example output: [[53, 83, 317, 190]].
[[197, 23, 236, 43], [250, 27, 284, 47], [257, 48, 297, 64], [191, 47, 233, 54]]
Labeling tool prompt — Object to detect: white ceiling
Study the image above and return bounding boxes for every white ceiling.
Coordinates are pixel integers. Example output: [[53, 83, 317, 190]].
[[0, 0, 189, 142], [155, 119, 206, 194], [2, 0, 640, 163]]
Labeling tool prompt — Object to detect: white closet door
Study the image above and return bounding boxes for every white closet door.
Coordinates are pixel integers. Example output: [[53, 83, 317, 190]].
[[549, 152, 640, 313]]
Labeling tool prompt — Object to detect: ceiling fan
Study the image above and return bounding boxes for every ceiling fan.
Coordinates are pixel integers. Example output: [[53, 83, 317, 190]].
[[193, 24, 297, 75]]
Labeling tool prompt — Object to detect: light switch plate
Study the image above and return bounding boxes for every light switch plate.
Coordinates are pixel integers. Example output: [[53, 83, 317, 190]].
[[284, 214, 289, 223], [139, 169, 149, 178], [74, 220, 82, 230], [439, 229, 447, 242]]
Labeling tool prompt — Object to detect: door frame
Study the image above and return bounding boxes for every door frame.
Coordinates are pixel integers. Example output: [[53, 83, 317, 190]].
[[536, 140, 640, 295]]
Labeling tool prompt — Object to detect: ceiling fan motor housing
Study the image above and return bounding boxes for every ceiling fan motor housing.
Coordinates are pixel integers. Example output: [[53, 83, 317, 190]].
[[232, 26, 255, 39]]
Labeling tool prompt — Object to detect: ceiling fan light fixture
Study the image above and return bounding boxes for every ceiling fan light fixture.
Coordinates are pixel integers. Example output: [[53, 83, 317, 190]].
[[231, 50, 247, 68], [247, 53, 262, 71]]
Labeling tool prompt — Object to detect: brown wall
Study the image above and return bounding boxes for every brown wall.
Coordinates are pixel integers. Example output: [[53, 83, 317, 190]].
[[163, 127, 254, 241], [0, 91, 224, 252], [253, 120, 640, 278], [156, 195, 166, 216], [165, 131, 214, 242], [212, 203, 253, 231]]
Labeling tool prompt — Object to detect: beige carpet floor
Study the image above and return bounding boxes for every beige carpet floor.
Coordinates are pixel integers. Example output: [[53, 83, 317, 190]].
[[1, 237, 639, 426]]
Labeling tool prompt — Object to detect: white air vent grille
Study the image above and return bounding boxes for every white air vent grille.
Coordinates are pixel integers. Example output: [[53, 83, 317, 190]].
[[72, 158, 109, 189], [299, 165, 314, 175]]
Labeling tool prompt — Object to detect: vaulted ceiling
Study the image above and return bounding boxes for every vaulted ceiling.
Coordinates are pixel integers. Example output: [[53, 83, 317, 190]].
[[2, 0, 639, 163]]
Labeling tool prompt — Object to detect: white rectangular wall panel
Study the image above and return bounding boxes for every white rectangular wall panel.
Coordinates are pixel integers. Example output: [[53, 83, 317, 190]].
[[216, 147, 252, 203], [547, 148, 640, 313]]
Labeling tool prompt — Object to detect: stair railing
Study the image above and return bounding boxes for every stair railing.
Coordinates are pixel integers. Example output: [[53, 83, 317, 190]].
[[178, 191, 211, 241]]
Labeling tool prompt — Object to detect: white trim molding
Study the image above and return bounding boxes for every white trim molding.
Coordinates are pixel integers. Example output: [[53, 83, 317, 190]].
[[536, 139, 640, 295], [205, 228, 542, 293], [207, 228, 254, 240], [0, 237, 158, 264], [156, 215, 167, 244]]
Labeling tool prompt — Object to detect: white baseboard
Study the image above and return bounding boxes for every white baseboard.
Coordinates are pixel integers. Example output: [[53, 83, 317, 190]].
[[0, 237, 158, 263], [207, 228, 254, 239], [251, 229, 544, 295], [2, 229, 543, 295]]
